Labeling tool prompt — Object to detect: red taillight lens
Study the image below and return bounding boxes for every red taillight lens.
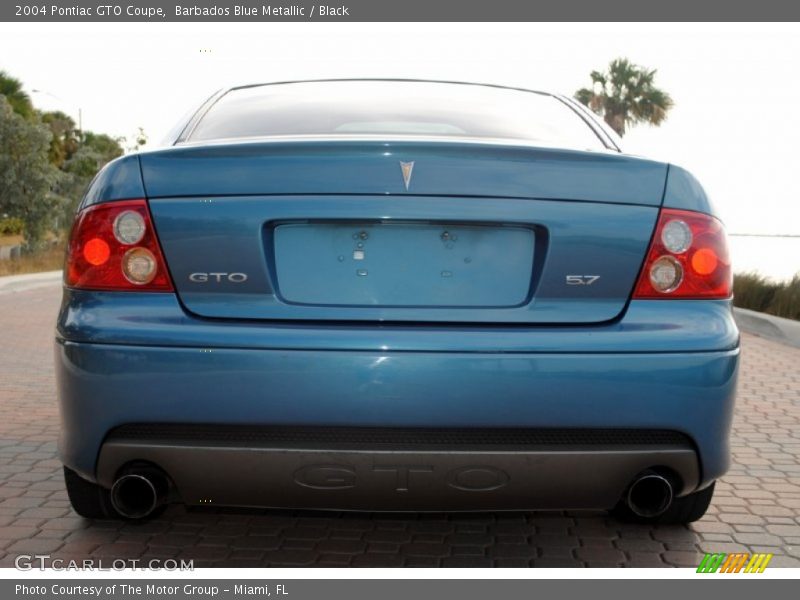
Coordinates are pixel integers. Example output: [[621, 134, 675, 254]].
[[66, 199, 173, 291], [633, 208, 731, 299]]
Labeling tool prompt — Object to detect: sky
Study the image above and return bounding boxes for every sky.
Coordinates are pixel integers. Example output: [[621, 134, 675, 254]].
[[1, 22, 799, 277]]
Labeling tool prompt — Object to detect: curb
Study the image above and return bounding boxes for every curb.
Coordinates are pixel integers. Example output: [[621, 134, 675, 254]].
[[0, 270, 62, 295], [733, 307, 800, 349]]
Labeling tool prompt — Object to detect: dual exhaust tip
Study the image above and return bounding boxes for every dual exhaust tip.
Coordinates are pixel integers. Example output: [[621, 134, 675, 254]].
[[110, 468, 169, 519], [626, 471, 675, 518]]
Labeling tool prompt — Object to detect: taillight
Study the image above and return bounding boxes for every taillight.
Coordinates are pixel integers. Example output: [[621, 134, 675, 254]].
[[66, 199, 173, 291], [633, 208, 731, 299]]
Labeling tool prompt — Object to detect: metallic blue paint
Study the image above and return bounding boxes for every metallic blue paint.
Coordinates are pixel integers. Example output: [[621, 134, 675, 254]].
[[148, 195, 657, 323], [55, 334, 737, 488], [78, 141, 718, 222], [57, 291, 739, 354], [56, 288, 739, 489], [59, 125, 739, 507], [80, 154, 145, 208], [138, 141, 667, 204], [662, 164, 719, 218]]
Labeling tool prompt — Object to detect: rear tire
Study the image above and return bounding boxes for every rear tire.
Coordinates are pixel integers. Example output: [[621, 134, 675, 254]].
[[63, 466, 120, 519], [612, 481, 715, 524]]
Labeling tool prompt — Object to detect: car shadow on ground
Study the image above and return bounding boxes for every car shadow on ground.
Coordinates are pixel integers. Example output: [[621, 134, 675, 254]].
[[34, 504, 707, 568]]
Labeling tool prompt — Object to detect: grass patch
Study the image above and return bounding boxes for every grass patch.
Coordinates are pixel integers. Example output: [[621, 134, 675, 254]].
[[0, 242, 65, 277], [734, 272, 800, 321]]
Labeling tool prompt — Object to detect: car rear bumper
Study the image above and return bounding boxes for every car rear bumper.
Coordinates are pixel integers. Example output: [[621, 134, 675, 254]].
[[96, 425, 699, 511], [56, 302, 739, 512], [56, 290, 738, 510]]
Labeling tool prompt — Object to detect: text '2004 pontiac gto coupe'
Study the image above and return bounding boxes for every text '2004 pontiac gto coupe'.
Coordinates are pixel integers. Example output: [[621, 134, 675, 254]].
[[56, 80, 738, 523]]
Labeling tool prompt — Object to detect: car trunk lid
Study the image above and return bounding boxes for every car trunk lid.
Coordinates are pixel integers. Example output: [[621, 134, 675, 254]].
[[142, 141, 665, 324]]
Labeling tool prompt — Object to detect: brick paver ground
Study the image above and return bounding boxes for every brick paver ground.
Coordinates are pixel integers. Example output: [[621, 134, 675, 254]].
[[0, 283, 798, 568]]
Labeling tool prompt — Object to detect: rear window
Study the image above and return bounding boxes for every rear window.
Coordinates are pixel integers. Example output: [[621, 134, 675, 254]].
[[186, 81, 605, 149]]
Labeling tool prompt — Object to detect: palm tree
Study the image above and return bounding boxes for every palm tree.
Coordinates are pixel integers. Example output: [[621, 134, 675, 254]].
[[575, 58, 673, 137], [0, 70, 34, 119]]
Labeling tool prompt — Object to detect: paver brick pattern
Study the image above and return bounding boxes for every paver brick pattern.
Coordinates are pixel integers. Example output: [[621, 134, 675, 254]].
[[1, 284, 798, 568]]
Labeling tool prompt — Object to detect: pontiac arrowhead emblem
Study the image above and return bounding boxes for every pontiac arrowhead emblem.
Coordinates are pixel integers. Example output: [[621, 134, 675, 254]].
[[399, 161, 415, 191]]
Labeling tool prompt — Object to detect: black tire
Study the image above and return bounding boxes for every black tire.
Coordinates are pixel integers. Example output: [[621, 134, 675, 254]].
[[63, 466, 120, 519], [612, 481, 715, 525]]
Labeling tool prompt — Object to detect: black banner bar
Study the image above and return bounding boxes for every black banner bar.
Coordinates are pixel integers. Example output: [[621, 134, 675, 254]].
[[4, 579, 797, 600], [3, 0, 800, 22]]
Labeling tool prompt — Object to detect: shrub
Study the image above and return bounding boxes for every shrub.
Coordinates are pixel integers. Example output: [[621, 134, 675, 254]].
[[767, 275, 800, 321], [0, 216, 24, 236], [733, 272, 780, 313], [733, 272, 800, 321]]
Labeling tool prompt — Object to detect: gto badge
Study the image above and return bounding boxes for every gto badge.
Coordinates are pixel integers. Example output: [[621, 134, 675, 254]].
[[293, 464, 510, 492], [399, 161, 415, 190], [189, 272, 248, 283]]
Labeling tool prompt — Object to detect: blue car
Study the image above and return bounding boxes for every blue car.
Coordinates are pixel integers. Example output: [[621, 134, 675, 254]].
[[56, 80, 738, 523]]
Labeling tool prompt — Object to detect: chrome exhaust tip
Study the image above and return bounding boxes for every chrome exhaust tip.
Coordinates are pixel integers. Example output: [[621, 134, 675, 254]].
[[110, 471, 166, 519], [626, 472, 674, 518]]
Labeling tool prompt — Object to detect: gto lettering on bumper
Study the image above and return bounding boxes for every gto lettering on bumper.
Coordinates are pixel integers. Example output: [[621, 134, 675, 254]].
[[293, 464, 510, 492]]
